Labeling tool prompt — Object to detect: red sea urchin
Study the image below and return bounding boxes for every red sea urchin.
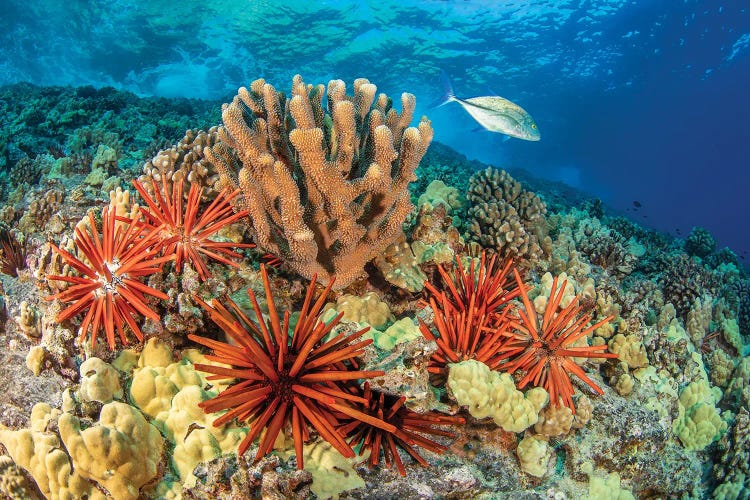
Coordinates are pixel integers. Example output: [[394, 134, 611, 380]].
[[340, 382, 465, 476], [132, 178, 253, 281], [46, 206, 173, 349], [418, 252, 523, 375], [0, 226, 28, 277], [189, 264, 386, 469], [502, 269, 617, 411]]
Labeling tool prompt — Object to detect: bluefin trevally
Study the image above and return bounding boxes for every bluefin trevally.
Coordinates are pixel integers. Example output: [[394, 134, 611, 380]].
[[435, 71, 541, 141]]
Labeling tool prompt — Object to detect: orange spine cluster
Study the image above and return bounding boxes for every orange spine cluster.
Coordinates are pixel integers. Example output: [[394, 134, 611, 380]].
[[191, 265, 462, 473], [46, 178, 253, 350], [419, 252, 617, 411]]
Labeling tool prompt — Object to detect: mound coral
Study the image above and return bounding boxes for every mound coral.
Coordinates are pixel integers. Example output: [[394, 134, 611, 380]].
[[466, 167, 547, 264], [205, 75, 433, 288], [447, 359, 547, 433], [189, 265, 385, 469], [46, 206, 172, 349], [503, 270, 617, 411]]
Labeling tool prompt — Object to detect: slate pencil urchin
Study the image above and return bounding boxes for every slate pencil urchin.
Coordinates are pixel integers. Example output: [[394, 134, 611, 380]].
[[189, 264, 387, 469]]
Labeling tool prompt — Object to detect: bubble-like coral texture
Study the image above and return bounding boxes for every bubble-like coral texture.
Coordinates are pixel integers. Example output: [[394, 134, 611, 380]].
[[672, 379, 727, 451], [58, 402, 164, 500], [448, 359, 548, 433]]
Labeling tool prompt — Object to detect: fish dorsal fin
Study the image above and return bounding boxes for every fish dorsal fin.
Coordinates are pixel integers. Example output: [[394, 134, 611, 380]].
[[430, 69, 458, 108]]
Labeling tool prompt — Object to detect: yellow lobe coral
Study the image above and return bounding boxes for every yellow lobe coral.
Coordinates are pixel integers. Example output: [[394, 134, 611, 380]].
[[516, 434, 552, 477], [0, 403, 98, 500], [447, 359, 548, 433], [324, 291, 395, 330], [127, 339, 246, 489], [58, 402, 164, 500], [672, 379, 727, 451], [77, 357, 123, 404]]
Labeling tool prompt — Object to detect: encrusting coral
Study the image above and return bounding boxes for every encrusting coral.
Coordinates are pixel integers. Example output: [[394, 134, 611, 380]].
[[5, 76, 741, 497], [0, 399, 164, 500], [205, 75, 433, 288], [447, 359, 548, 433], [58, 402, 164, 500]]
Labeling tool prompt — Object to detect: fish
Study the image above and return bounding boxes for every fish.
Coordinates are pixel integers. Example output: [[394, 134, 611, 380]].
[[633, 200, 642, 208], [434, 70, 541, 141]]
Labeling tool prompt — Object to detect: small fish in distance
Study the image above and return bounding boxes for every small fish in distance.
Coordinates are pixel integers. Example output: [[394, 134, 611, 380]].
[[434, 70, 541, 141]]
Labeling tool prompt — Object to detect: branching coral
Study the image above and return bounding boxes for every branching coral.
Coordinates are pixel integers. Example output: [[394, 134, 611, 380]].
[[503, 270, 617, 411], [205, 75, 433, 288], [46, 206, 173, 349], [133, 178, 253, 280], [189, 265, 385, 469]]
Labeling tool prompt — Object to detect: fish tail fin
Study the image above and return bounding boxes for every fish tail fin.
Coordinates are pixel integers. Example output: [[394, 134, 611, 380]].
[[430, 69, 456, 108]]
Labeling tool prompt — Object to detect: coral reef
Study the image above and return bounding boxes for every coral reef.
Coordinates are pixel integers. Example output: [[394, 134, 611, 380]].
[[0, 80, 747, 500]]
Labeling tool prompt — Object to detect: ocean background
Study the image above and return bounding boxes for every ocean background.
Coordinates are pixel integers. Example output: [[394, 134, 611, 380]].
[[2, 2, 750, 498], [2, 0, 748, 262]]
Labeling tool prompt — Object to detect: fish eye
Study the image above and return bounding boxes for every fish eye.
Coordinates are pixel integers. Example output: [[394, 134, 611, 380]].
[[531, 124, 537, 129]]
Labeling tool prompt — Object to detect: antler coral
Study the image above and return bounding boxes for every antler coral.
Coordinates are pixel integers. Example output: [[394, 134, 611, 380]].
[[206, 75, 433, 288]]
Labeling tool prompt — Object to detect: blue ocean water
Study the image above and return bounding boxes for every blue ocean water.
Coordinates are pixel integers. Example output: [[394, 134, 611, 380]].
[[1, 0, 749, 259]]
